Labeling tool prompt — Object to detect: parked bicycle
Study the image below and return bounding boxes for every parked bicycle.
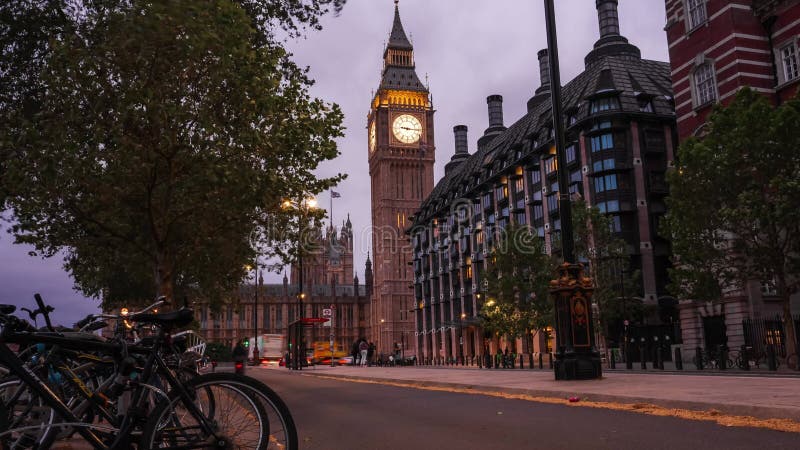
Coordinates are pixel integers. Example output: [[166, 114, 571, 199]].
[[0, 294, 298, 449]]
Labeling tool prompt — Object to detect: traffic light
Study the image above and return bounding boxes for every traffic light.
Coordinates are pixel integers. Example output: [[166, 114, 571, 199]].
[[243, 339, 249, 348]]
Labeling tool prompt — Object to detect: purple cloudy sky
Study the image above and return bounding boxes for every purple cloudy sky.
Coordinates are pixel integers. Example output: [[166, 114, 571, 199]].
[[0, 0, 670, 325]]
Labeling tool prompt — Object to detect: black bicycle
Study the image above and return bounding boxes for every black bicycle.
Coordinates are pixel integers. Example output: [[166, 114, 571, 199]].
[[0, 299, 298, 449]]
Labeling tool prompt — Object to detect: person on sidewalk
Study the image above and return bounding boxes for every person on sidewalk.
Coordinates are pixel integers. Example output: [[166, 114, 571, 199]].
[[359, 339, 369, 367]]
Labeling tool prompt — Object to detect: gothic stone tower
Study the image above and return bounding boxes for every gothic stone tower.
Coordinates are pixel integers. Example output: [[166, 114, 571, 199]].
[[368, 1, 435, 357]]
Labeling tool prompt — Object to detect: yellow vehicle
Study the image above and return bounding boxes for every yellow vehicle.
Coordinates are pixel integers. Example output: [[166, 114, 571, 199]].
[[311, 341, 347, 362]]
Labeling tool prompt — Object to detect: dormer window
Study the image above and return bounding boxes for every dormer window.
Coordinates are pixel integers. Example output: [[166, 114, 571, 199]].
[[637, 95, 654, 113], [686, 0, 707, 31], [590, 96, 620, 114]]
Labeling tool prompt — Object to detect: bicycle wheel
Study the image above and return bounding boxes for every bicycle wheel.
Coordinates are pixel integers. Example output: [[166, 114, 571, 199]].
[[0, 377, 58, 449], [142, 373, 297, 449], [786, 354, 798, 371]]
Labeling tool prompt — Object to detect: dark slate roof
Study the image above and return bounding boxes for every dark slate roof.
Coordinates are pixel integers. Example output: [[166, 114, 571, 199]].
[[388, 4, 413, 50], [411, 53, 674, 226], [380, 66, 426, 91]]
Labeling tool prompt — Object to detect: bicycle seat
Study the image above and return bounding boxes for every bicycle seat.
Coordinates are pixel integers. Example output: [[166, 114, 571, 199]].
[[129, 308, 194, 329], [0, 304, 16, 314]]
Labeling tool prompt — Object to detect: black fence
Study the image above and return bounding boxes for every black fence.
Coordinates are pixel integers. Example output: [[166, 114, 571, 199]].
[[743, 314, 800, 358]]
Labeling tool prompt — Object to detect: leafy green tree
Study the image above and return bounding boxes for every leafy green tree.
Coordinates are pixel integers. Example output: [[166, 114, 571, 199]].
[[663, 88, 800, 356], [480, 224, 555, 349], [0, 0, 345, 307], [571, 198, 644, 345]]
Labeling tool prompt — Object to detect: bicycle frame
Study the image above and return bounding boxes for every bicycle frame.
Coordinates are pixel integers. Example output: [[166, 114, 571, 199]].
[[0, 325, 219, 449]]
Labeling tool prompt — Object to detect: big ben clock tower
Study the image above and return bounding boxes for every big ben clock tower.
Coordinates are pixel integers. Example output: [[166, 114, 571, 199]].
[[368, 0, 434, 358]]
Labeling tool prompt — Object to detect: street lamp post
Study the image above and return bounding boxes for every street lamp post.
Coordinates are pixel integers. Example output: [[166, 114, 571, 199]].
[[283, 196, 317, 371], [544, 0, 601, 380], [459, 312, 466, 365], [245, 262, 262, 365]]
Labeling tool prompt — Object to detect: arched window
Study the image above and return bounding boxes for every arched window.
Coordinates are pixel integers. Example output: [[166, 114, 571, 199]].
[[693, 62, 716, 107]]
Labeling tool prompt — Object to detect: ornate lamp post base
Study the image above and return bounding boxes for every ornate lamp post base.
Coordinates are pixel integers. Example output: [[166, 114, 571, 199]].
[[550, 263, 602, 380]]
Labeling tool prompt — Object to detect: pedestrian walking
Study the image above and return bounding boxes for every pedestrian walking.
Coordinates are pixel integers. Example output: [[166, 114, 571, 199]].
[[359, 339, 369, 367]]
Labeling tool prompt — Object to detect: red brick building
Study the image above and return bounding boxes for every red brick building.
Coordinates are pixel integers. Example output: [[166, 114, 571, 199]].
[[665, 0, 800, 140], [664, 0, 800, 352]]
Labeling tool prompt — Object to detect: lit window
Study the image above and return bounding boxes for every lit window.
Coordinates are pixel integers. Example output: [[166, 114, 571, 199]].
[[694, 63, 716, 106], [514, 177, 524, 193], [781, 42, 799, 82], [545, 157, 557, 174], [686, 0, 707, 30]]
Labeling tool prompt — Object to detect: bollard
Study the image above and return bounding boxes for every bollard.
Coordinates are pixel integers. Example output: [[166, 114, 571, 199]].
[[519, 354, 524, 369], [674, 347, 683, 370], [538, 352, 543, 369], [609, 349, 616, 370], [767, 344, 777, 371], [548, 352, 554, 369], [626, 340, 633, 370], [529, 353, 534, 369], [695, 347, 704, 370], [655, 346, 663, 370], [640, 344, 647, 370]]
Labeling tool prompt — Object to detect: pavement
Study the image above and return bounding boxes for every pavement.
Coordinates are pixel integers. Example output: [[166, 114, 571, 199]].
[[280, 363, 800, 422]]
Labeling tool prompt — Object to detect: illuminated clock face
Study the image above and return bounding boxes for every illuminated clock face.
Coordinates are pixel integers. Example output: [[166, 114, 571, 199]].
[[369, 121, 376, 152], [392, 114, 422, 144]]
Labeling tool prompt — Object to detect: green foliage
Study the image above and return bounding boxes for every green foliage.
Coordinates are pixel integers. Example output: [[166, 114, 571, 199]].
[[480, 224, 555, 340], [663, 88, 800, 354], [0, 0, 345, 308], [571, 199, 643, 341]]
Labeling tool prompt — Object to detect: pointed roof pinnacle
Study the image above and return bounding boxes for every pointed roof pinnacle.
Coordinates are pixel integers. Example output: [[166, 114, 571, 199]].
[[388, 0, 413, 50]]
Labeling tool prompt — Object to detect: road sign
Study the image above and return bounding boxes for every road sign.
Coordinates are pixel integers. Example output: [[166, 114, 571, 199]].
[[322, 308, 332, 317]]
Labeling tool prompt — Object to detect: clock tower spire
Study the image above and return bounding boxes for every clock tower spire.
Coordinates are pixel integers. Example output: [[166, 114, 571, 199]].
[[367, 1, 435, 359]]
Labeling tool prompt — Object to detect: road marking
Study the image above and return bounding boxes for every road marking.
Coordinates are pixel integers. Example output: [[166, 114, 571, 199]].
[[309, 375, 800, 434]]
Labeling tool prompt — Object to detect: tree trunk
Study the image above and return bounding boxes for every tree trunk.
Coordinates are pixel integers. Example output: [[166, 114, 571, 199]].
[[155, 252, 175, 308]]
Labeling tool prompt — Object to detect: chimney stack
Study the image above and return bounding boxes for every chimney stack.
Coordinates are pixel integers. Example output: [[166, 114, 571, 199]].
[[445, 125, 470, 176], [453, 125, 468, 155], [596, 0, 620, 38], [487, 95, 504, 129], [537, 49, 551, 94]]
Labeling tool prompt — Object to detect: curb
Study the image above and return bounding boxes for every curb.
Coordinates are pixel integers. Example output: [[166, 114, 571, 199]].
[[301, 372, 800, 422]]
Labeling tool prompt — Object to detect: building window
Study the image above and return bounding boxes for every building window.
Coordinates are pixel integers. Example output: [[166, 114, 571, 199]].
[[693, 63, 716, 106], [566, 145, 577, 163], [546, 194, 559, 212], [593, 158, 615, 172], [530, 169, 542, 185], [590, 133, 614, 152], [570, 170, 582, 184], [514, 177, 524, 193], [597, 200, 620, 213], [590, 96, 620, 113], [515, 212, 527, 225], [594, 174, 618, 193], [609, 215, 622, 233], [533, 204, 544, 220], [545, 157, 557, 174], [591, 121, 612, 131], [638, 98, 654, 112], [686, 0, 707, 30], [780, 42, 799, 83]]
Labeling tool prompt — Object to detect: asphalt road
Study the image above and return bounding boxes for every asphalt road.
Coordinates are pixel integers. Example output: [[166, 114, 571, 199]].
[[247, 367, 798, 450]]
